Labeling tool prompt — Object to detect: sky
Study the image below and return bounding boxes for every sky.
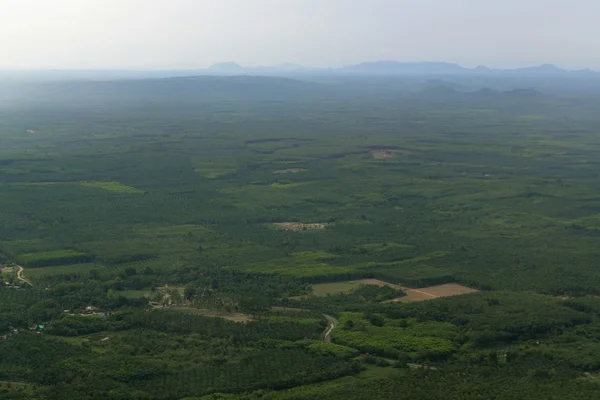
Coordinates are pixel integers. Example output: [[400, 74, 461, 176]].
[[1, 0, 599, 70]]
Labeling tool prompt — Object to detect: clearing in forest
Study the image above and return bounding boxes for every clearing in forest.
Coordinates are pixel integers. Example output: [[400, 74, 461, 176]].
[[273, 222, 329, 231], [371, 149, 406, 159], [0, 266, 14, 274], [79, 181, 144, 194], [24, 263, 100, 279], [312, 279, 403, 296], [273, 168, 308, 174], [391, 283, 479, 303], [170, 307, 253, 323]]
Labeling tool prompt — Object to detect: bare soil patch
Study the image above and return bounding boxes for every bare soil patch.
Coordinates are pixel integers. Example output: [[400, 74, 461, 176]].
[[17, 266, 33, 286], [274, 168, 308, 174], [271, 306, 306, 312], [553, 295, 571, 300], [170, 307, 253, 323], [311, 279, 476, 301], [273, 222, 329, 231], [390, 283, 478, 303], [371, 149, 406, 159], [417, 283, 479, 297]]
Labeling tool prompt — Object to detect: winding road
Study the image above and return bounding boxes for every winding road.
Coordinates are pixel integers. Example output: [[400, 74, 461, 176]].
[[321, 314, 339, 342], [16, 265, 33, 286]]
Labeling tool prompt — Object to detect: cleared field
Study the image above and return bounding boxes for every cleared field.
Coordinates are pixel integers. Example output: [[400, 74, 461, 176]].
[[156, 285, 185, 294], [117, 289, 151, 299], [418, 283, 479, 297], [274, 168, 308, 174], [79, 181, 144, 194], [16, 249, 90, 267], [273, 222, 329, 231], [170, 307, 253, 323], [393, 283, 479, 303], [312, 279, 403, 296], [24, 263, 102, 279], [371, 149, 406, 159]]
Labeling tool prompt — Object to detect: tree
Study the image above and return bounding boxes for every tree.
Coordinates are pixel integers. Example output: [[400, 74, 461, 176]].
[[239, 297, 269, 316], [184, 286, 197, 301], [368, 314, 385, 327], [107, 289, 119, 302]]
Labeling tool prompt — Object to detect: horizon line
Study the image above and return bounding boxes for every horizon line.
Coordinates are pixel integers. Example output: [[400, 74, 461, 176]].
[[0, 60, 598, 72]]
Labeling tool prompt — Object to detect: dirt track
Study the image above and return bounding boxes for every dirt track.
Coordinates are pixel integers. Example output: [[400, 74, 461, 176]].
[[16, 266, 33, 286], [322, 314, 338, 342]]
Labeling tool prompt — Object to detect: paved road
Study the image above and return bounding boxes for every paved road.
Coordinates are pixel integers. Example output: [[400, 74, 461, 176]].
[[322, 314, 339, 342], [16, 265, 33, 286]]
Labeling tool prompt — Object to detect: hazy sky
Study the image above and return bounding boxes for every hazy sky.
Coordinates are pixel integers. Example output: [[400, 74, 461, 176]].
[[2, 0, 599, 70]]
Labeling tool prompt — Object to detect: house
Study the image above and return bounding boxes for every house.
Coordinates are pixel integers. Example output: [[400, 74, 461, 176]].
[[29, 324, 44, 331], [82, 306, 99, 314]]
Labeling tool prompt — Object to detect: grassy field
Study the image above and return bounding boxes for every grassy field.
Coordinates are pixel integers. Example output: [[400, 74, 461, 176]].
[[0, 380, 35, 395], [116, 289, 151, 299], [79, 181, 144, 194], [23, 263, 101, 279], [312, 279, 404, 296]]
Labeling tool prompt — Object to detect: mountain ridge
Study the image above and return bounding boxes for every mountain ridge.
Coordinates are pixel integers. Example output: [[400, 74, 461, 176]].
[[2, 61, 599, 82], [204, 60, 598, 76]]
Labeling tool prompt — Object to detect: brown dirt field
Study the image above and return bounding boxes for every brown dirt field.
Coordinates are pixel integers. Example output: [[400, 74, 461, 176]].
[[390, 283, 479, 303], [171, 307, 253, 323], [274, 168, 308, 174], [553, 295, 571, 300], [371, 149, 405, 159], [418, 283, 479, 297], [273, 222, 329, 231], [271, 306, 306, 312]]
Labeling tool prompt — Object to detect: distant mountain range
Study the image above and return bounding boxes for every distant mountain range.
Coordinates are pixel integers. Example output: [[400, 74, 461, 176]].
[[206, 61, 598, 77], [1, 61, 598, 82]]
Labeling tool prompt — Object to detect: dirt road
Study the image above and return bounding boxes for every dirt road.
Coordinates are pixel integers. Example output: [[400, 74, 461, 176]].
[[321, 314, 339, 342], [17, 266, 33, 286]]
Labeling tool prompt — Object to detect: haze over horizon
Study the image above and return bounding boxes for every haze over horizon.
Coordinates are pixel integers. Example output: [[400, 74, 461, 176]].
[[2, 0, 600, 70]]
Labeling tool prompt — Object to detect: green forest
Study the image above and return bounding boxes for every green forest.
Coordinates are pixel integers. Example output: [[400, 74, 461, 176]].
[[2, 74, 600, 399]]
